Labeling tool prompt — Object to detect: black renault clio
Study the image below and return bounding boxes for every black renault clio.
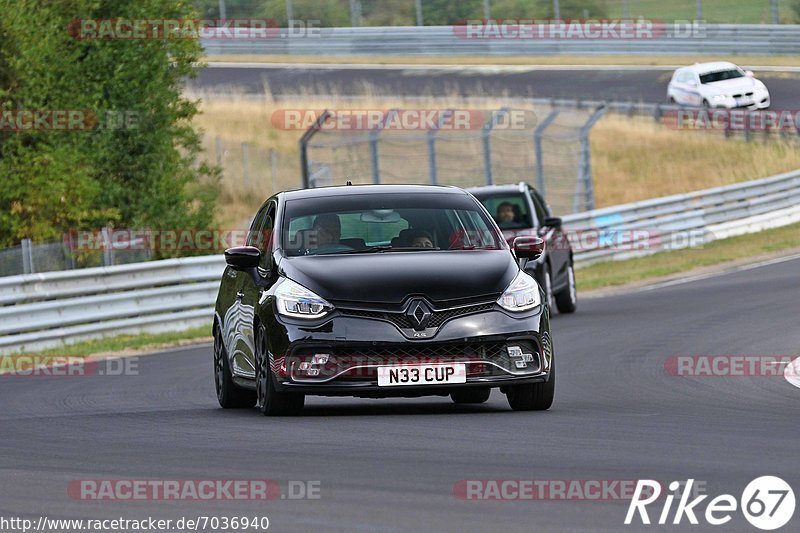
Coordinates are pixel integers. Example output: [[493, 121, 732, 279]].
[[213, 185, 554, 415]]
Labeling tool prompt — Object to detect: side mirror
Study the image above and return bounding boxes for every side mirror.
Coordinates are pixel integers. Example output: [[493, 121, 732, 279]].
[[513, 236, 545, 260], [224, 246, 260, 270], [745, 70, 754, 78], [542, 216, 563, 229]]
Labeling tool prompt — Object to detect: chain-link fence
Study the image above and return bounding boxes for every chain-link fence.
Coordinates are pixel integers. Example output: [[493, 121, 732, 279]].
[[300, 105, 607, 216], [0, 234, 153, 278]]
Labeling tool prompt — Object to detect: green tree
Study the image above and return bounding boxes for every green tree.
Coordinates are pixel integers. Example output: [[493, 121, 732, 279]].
[[0, 0, 218, 253]]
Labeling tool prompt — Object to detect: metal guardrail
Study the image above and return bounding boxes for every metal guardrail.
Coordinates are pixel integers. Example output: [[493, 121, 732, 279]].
[[563, 168, 800, 264], [0, 256, 225, 354], [1, 168, 798, 354], [201, 24, 800, 56]]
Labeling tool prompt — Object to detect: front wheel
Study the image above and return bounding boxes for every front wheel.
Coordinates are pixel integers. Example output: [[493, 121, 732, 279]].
[[214, 325, 256, 409], [450, 388, 491, 404], [506, 359, 555, 411], [255, 325, 304, 416], [555, 262, 577, 314]]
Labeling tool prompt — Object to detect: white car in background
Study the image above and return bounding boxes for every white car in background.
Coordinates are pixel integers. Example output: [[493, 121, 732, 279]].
[[667, 62, 770, 110]]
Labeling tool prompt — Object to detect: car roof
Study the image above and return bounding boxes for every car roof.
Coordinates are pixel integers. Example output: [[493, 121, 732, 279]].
[[681, 61, 740, 75], [279, 183, 466, 202], [467, 183, 530, 195]]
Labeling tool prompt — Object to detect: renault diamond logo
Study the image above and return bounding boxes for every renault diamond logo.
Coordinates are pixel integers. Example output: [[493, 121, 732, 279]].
[[406, 300, 432, 331]]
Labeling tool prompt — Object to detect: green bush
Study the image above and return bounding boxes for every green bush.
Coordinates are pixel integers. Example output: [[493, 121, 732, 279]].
[[0, 0, 218, 254]]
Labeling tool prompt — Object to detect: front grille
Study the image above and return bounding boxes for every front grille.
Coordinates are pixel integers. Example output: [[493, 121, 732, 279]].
[[339, 302, 496, 330]]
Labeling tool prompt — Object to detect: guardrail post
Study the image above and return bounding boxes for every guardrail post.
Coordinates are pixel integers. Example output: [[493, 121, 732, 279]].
[[21, 238, 33, 274], [575, 104, 608, 212], [299, 110, 331, 188], [482, 107, 509, 186], [533, 109, 560, 196]]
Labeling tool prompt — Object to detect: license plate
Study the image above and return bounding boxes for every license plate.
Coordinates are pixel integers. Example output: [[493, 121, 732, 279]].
[[736, 97, 753, 106], [377, 363, 467, 387]]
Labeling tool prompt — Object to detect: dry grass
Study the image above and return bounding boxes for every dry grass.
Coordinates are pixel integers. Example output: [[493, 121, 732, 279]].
[[591, 114, 800, 206], [193, 92, 800, 227]]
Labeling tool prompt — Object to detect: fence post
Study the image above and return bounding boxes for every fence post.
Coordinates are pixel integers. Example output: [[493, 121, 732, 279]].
[[62, 233, 76, 270], [575, 104, 608, 213], [21, 238, 33, 274], [426, 109, 457, 185], [299, 110, 331, 188], [427, 130, 439, 185], [102, 227, 114, 266], [368, 108, 400, 185], [215, 136, 222, 166], [533, 109, 560, 197], [482, 107, 510, 186]]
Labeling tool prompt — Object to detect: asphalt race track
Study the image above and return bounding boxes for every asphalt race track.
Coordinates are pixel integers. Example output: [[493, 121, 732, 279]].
[[1, 255, 798, 532], [192, 64, 800, 109]]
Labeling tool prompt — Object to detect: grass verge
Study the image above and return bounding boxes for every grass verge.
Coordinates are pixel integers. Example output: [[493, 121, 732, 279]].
[[577, 222, 800, 291], [10, 325, 212, 360]]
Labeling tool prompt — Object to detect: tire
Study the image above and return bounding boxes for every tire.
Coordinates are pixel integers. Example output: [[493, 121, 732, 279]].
[[214, 325, 256, 409], [554, 262, 577, 314], [702, 99, 710, 108], [506, 358, 555, 411], [255, 325, 304, 416], [450, 388, 491, 404]]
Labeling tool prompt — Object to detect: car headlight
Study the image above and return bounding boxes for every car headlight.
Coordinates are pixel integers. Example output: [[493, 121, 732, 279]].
[[497, 270, 541, 312], [711, 94, 728, 101], [275, 278, 333, 319]]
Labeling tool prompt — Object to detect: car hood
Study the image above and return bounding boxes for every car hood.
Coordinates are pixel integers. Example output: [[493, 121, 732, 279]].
[[702, 77, 758, 94], [278, 250, 518, 305]]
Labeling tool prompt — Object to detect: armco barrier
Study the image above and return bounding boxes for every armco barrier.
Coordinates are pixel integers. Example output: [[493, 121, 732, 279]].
[[1, 168, 798, 354], [0, 256, 225, 354], [200, 24, 800, 57]]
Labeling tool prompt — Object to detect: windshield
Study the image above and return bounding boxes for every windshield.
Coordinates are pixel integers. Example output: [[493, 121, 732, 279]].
[[472, 193, 533, 230], [282, 192, 504, 256], [700, 69, 744, 84]]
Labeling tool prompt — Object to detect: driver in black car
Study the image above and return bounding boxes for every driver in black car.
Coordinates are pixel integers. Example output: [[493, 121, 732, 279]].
[[495, 202, 517, 226], [312, 213, 341, 246]]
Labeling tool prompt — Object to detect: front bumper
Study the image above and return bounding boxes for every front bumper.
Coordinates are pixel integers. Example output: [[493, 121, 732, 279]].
[[265, 304, 552, 396], [712, 92, 770, 110]]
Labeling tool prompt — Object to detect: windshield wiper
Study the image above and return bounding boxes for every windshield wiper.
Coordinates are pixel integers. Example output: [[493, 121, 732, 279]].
[[331, 245, 435, 255]]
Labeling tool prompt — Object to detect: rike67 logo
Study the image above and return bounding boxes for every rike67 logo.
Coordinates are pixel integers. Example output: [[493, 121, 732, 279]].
[[625, 477, 795, 530]]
